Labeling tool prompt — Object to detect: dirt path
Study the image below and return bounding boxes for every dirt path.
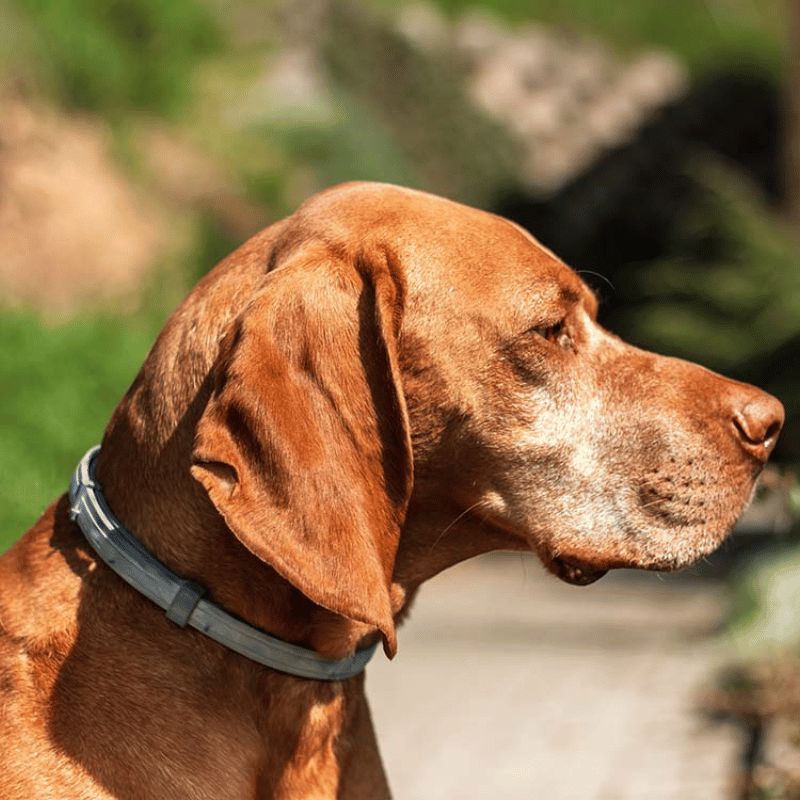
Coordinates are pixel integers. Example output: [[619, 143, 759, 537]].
[[367, 554, 744, 800]]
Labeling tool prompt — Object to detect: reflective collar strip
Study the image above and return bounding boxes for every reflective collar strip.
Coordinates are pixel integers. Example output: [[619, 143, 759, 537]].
[[68, 446, 378, 681]]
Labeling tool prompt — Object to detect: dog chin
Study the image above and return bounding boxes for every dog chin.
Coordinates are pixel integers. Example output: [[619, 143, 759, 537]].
[[548, 556, 608, 586]]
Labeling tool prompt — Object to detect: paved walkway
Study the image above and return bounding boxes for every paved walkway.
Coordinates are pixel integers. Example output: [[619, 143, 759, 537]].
[[366, 554, 746, 800]]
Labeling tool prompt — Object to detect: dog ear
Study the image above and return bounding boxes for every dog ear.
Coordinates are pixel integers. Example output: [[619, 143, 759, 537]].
[[190, 246, 412, 657]]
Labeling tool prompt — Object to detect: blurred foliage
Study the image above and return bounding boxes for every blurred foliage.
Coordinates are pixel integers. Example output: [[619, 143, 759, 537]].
[[621, 161, 800, 372], [3, 0, 224, 116], [727, 546, 800, 654], [429, 0, 784, 75], [320, 1, 517, 206], [0, 309, 161, 544], [269, 87, 419, 195], [702, 655, 800, 798]]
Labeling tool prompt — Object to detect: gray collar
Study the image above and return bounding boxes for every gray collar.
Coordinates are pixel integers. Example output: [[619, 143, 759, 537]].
[[68, 446, 378, 681]]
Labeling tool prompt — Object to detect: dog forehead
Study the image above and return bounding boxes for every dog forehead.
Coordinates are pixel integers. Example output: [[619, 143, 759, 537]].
[[396, 211, 586, 330], [295, 182, 587, 323]]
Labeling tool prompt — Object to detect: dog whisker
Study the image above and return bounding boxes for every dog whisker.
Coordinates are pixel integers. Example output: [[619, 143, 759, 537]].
[[577, 269, 615, 293], [427, 501, 488, 556], [639, 496, 674, 511]]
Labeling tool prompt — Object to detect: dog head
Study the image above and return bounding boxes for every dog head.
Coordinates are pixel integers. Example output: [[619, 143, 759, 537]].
[[181, 183, 783, 651]]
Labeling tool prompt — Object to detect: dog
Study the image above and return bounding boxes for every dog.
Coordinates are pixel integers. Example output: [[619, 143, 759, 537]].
[[0, 182, 783, 798]]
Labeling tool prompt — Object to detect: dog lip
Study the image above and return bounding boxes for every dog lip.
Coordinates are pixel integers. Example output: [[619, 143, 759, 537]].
[[550, 556, 608, 586]]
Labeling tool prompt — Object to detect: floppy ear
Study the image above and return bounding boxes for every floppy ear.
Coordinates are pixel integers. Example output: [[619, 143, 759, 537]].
[[190, 246, 412, 657]]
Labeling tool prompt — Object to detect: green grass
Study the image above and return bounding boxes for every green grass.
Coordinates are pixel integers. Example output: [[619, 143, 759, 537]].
[[0, 307, 161, 552], [3, 0, 224, 117]]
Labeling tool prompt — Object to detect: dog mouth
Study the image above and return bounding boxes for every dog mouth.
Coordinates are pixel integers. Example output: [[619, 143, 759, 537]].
[[549, 556, 608, 586]]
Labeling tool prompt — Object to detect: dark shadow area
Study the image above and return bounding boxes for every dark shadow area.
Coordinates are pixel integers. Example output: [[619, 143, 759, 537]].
[[493, 68, 783, 317]]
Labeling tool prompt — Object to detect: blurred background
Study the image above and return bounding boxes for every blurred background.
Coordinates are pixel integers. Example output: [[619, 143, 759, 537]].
[[0, 0, 798, 795]]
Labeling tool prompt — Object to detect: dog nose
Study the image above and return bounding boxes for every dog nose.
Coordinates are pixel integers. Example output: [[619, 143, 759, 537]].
[[732, 391, 784, 462]]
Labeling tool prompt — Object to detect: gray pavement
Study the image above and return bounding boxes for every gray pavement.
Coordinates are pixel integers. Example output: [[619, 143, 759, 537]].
[[366, 554, 746, 800]]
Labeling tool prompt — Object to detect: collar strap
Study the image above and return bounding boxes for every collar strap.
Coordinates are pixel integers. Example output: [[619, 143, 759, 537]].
[[68, 446, 378, 681]]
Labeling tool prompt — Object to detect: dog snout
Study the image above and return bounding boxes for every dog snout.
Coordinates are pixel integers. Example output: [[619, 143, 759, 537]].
[[730, 390, 784, 462]]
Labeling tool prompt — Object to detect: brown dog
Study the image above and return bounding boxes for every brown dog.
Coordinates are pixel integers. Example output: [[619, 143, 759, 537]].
[[0, 182, 783, 798]]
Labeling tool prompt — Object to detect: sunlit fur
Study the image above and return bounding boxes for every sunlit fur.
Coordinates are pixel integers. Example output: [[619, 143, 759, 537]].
[[0, 183, 782, 798]]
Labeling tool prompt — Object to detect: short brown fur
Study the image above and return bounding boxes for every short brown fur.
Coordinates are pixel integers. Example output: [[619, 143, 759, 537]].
[[0, 183, 783, 798]]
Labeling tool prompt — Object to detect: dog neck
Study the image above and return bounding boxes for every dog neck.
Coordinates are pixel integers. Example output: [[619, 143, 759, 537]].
[[94, 416, 380, 663], [70, 446, 378, 679]]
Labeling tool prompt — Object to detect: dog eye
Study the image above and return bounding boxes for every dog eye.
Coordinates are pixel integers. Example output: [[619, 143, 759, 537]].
[[530, 321, 570, 348]]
